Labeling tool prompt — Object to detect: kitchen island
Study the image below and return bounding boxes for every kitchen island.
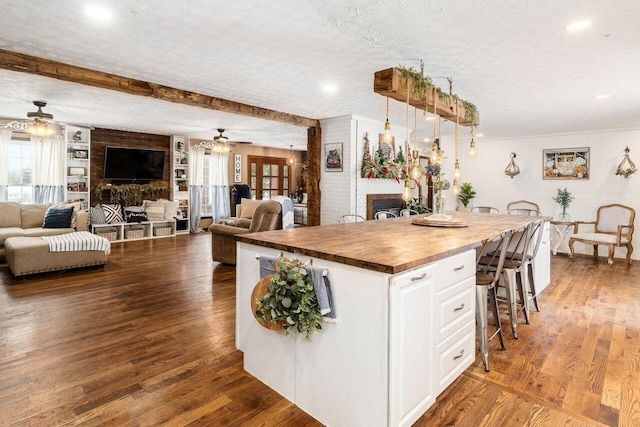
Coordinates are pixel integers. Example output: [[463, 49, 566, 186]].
[[235, 213, 550, 427]]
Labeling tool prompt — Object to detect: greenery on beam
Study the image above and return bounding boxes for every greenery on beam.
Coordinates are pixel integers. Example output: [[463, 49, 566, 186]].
[[92, 183, 168, 207]]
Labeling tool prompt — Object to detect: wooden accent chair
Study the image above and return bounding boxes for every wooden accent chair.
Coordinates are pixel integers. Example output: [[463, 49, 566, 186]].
[[568, 204, 635, 265], [506, 200, 541, 216], [471, 206, 499, 214]]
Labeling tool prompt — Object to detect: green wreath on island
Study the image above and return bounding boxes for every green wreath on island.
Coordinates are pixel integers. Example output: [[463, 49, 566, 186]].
[[254, 257, 322, 338]]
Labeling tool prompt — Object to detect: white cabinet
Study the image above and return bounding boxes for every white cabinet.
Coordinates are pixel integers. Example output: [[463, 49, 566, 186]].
[[91, 219, 176, 242], [64, 125, 91, 208], [389, 264, 436, 427], [236, 243, 477, 427], [171, 135, 189, 234], [533, 221, 551, 294]]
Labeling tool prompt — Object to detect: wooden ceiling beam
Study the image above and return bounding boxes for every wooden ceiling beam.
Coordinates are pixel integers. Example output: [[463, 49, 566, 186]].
[[374, 68, 479, 126], [0, 48, 319, 128]]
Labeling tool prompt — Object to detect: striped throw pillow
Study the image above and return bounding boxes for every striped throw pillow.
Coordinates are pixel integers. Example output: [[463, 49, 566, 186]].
[[144, 201, 167, 220], [90, 205, 107, 225]]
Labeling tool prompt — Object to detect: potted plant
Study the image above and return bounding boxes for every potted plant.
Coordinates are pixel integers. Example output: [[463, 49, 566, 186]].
[[457, 182, 476, 210], [552, 187, 574, 221]]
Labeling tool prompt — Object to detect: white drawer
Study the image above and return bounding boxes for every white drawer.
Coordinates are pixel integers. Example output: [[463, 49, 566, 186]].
[[435, 320, 475, 393], [391, 263, 436, 288], [434, 276, 475, 344], [434, 250, 475, 288]]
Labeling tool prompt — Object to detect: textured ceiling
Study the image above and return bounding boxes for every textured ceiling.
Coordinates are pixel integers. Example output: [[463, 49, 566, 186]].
[[0, 0, 638, 149]]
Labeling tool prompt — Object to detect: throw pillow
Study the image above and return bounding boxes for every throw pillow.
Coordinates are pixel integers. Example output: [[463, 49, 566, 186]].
[[43, 206, 74, 229], [157, 198, 179, 220], [102, 203, 124, 224], [144, 200, 167, 220], [125, 210, 148, 223], [90, 205, 107, 225], [239, 199, 262, 219], [125, 205, 144, 213], [49, 201, 83, 229]]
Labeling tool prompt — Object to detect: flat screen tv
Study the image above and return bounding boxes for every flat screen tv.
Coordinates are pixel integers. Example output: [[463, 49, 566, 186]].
[[103, 146, 165, 181]]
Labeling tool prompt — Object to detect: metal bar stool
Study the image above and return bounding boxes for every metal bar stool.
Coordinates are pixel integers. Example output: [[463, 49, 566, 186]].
[[475, 229, 512, 371], [498, 221, 534, 338], [523, 218, 547, 312]]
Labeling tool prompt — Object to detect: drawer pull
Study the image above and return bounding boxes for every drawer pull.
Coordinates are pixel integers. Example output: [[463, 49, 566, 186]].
[[453, 265, 465, 271], [453, 303, 465, 312], [453, 349, 465, 360], [411, 272, 427, 281]]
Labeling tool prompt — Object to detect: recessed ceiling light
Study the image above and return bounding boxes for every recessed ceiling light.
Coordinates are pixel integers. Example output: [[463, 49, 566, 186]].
[[424, 115, 435, 121], [321, 83, 338, 93], [566, 20, 591, 32], [476, 133, 484, 138], [85, 4, 114, 23], [423, 138, 430, 142], [595, 94, 611, 100]]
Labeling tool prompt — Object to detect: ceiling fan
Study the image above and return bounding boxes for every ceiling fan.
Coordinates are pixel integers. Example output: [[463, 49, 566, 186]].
[[25, 100, 61, 136], [214, 128, 252, 146], [198, 128, 252, 152]]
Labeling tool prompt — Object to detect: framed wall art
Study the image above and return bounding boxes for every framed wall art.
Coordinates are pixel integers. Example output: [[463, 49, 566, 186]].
[[325, 142, 343, 172], [543, 147, 590, 180]]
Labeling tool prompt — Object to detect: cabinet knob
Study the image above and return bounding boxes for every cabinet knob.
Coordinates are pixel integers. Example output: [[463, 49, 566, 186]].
[[453, 303, 465, 312], [411, 272, 427, 281], [453, 349, 465, 360], [453, 265, 465, 271]]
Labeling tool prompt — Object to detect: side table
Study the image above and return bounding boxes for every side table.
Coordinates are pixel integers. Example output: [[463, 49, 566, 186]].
[[550, 220, 574, 255]]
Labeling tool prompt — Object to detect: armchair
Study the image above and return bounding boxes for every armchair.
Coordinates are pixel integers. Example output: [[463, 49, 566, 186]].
[[209, 200, 282, 265], [568, 203, 635, 265]]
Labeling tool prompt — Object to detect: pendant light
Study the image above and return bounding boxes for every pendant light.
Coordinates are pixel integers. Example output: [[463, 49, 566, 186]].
[[287, 145, 296, 166], [453, 100, 460, 195], [383, 97, 394, 143], [410, 107, 421, 180], [469, 126, 476, 158], [430, 87, 441, 164], [402, 86, 412, 202]]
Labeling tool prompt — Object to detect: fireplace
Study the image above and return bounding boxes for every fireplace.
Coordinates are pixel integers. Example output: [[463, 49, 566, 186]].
[[366, 193, 404, 219]]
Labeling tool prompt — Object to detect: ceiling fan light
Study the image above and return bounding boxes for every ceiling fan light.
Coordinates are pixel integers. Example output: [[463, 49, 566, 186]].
[[26, 118, 55, 136]]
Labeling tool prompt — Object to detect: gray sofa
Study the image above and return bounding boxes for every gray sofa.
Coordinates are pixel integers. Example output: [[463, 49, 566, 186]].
[[0, 202, 89, 261]]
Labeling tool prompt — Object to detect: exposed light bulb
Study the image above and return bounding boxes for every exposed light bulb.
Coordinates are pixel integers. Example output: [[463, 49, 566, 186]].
[[454, 160, 460, 179], [469, 140, 476, 158], [383, 119, 393, 143], [453, 178, 459, 195], [402, 179, 412, 202], [410, 165, 421, 180]]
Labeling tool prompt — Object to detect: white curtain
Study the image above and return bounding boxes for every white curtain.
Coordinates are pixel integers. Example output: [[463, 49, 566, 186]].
[[210, 151, 230, 223], [0, 130, 11, 201], [189, 146, 205, 233], [31, 134, 65, 203]]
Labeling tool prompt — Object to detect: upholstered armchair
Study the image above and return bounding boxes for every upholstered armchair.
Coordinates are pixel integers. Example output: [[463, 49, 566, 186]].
[[208, 200, 282, 265], [568, 203, 635, 265]]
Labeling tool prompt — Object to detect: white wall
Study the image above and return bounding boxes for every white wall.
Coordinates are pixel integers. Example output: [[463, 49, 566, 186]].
[[320, 115, 409, 224], [457, 128, 640, 260]]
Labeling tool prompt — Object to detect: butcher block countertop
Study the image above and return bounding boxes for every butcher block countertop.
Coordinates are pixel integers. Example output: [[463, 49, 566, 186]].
[[236, 212, 545, 274]]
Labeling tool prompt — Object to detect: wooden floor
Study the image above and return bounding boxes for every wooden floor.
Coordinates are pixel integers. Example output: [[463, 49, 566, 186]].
[[0, 233, 638, 426]]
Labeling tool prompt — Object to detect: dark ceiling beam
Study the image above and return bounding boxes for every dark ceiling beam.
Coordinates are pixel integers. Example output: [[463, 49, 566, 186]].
[[0, 48, 319, 128]]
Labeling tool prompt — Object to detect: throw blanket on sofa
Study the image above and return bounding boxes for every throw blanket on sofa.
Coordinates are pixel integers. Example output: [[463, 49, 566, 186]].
[[271, 196, 294, 230], [42, 231, 111, 255]]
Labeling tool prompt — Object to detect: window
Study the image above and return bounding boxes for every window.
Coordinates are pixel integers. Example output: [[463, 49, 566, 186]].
[[248, 156, 291, 200], [7, 140, 32, 203]]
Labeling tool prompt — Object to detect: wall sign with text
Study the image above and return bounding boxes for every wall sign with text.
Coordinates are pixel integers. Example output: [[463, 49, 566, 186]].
[[234, 154, 242, 182]]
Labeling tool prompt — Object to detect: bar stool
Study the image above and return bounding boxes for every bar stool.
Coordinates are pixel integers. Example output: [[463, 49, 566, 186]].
[[522, 218, 546, 312], [496, 221, 534, 339], [480, 222, 534, 339], [475, 229, 512, 371]]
